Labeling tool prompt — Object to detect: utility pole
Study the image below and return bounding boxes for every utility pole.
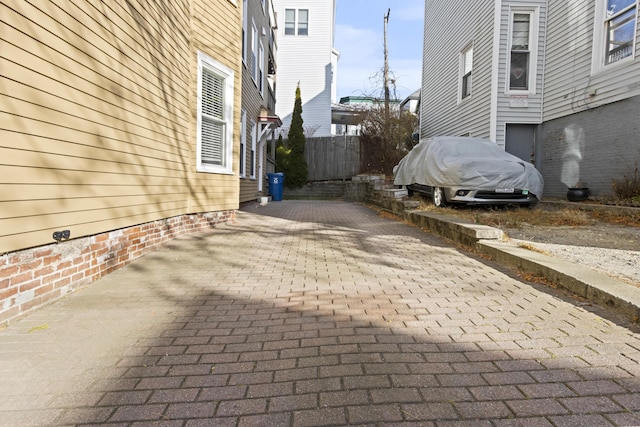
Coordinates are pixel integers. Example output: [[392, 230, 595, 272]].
[[383, 8, 390, 121]]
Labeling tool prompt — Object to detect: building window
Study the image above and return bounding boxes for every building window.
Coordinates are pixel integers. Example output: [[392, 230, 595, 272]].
[[284, 8, 309, 36], [605, 0, 636, 64], [250, 122, 257, 179], [285, 9, 295, 35], [507, 8, 538, 93], [242, 0, 247, 64], [196, 52, 234, 174], [258, 41, 264, 95], [461, 45, 473, 99], [240, 110, 247, 178], [510, 13, 531, 90], [252, 22, 258, 83], [298, 9, 309, 35]]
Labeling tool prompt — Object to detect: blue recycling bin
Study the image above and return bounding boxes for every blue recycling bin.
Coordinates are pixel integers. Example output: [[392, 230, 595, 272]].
[[267, 172, 285, 201]]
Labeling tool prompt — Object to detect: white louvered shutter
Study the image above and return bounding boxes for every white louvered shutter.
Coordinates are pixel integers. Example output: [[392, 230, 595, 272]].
[[201, 69, 225, 165]]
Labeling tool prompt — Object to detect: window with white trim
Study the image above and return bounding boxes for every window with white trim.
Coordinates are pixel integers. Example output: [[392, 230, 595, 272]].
[[605, 0, 636, 64], [460, 45, 473, 100], [196, 52, 234, 174], [507, 8, 538, 93], [242, 0, 247, 64], [252, 22, 258, 83], [258, 41, 264, 95], [284, 8, 309, 36], [240, 109, 247, 178], [250, 121, 257, 179], [285, 9, 295, 35], [298, 9, 309, 35]]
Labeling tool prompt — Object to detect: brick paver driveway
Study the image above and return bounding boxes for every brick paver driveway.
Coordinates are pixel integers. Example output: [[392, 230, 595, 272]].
[[1, 201, 639, 426]]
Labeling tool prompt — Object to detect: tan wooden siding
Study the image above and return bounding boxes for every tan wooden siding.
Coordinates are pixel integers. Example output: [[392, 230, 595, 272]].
[[0, 0, 242, 253], [240, 0, 275, 203], [188, 0, 242, 213]]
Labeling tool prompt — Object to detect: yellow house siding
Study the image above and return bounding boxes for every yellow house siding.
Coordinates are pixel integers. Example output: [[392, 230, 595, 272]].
[[0, 0, 239, 254], [188, 0, 242, 213], [0, 0, 243, 324]]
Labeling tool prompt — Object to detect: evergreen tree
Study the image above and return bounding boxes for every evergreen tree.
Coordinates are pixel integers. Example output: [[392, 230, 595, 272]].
[[277, 84, 308, 188]]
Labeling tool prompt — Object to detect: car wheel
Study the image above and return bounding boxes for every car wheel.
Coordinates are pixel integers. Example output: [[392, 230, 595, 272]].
[[433, 187, 447, 207]]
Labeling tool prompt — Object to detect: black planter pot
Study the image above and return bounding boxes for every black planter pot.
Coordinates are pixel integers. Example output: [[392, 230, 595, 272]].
[[567, 187, 590, 202]]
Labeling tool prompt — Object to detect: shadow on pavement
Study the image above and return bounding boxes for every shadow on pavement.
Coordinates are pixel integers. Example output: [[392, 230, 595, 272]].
[[1, 201, 639, 426]]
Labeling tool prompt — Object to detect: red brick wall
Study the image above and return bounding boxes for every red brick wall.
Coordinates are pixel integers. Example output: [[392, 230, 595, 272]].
[[0, 210, 235, 326]]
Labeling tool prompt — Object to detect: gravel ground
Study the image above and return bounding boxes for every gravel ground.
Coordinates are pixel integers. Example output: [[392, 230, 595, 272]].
[[502, 224, 640, 287]]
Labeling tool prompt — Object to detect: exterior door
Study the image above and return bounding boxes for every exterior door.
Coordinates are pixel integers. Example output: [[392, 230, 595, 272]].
[[505, 124, 536, 163]]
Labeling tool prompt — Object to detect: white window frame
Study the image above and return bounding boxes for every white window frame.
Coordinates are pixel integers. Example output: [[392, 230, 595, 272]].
[[592, 0, 638, 73], [459, 44, 473, 101], [284, 9, 295, 35], [252, 21, 258, 83], [242, 0, 248, 64], [250, 121, 257, 179], [196, 51, 234, 175], [284, 8, 309, 36], [258, 40, 264, 96], [298, 9, 309, 36], [506, 7, 539, 94], [240, 109, 247, 178]]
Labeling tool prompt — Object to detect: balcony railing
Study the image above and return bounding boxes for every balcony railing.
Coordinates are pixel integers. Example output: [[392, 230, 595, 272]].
[[607, 43, 633, 64]]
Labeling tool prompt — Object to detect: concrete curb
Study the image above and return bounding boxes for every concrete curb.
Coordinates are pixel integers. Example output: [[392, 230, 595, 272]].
[[398, 208, 640, 323]]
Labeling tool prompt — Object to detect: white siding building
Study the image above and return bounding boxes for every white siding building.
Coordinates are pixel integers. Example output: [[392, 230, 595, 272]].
[[273, 0, 338, 137], [421, 0, 640, 197]]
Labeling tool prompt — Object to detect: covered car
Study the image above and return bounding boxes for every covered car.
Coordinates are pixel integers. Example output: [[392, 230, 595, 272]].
[[393, 136, 543, 207]]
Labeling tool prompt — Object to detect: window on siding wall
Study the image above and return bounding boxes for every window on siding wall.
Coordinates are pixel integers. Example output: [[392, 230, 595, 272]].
[[252, 22, 258, 83], [605, 0, 636, 64], [197, 52, 234, 174], [285, 9, 295, 35], [250, 122, 257, 179], [509, 13, 531, 90], [258, 41, 264, 95], [461, 45, 473, 100], [507, 8, 538, 93], [284, 9, 309, 36], [242, 0, 247, 64], [298, 9, 309, 35], [240, 109, 247, 178]]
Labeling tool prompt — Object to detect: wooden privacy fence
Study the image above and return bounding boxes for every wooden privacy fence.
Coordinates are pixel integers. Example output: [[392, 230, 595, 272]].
[[302, 135, 360, 181]]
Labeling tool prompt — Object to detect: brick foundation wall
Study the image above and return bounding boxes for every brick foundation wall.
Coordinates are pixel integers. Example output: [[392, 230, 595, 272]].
[[0, 210, 236, 326]]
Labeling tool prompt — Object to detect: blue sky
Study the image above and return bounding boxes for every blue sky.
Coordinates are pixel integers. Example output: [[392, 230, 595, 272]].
[[334, 0, 424, 101]]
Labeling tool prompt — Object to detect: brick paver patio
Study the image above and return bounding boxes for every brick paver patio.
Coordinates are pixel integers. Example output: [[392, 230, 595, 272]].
[[1, 201, 639, 426]]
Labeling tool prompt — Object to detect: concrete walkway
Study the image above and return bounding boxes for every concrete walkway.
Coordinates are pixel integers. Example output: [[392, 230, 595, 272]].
[[1, 201, 639, 426]]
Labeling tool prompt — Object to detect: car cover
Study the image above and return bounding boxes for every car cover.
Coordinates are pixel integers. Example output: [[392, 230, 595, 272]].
[[393, 136, 544, 198]]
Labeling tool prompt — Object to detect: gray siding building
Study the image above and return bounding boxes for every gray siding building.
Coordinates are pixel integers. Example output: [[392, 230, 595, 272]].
[[421, 0, 640, 197]]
